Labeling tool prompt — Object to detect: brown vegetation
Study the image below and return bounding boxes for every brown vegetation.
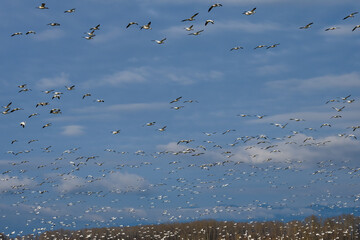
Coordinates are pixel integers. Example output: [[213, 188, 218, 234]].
[[3, 214, 359, 240]]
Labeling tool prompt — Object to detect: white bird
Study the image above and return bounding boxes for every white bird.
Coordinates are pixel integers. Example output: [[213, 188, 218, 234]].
[[11, 32, 22, 37], [152, 38, 166, 44], [26, 31, 36, 35], [126, 22, 138, 28], [111, 130, 121, 134], [65, 85, 75, 90], [47, 23, 60, 26], [254, 45, 266, 49], [64, 8, 75, 13], [343, 12, 358, 20], [42, 123, 52, 128], [188, 30, 204, 36], [243, 8, 256, 15], [205, 20, 215, 26], [158, 126, 167, 132], [299, 22, 313, 29], [90, 24, 100, 31], [230, 46, 243, 51], [140, 22, 152, 30], [82, 93, 91, 99], [352, 25, 360, 31], [184, 25, 194, 31], [20, 122, 26, 128], [208, 3, 222, 12], [325, 27, 339, 31], [37, 3, 48, 9], [182, 13, 199, 22], [320, 123, 331, 128]]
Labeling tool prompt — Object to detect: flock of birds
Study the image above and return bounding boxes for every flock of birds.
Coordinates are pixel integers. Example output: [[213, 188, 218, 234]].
[[1, 1, 360, 239]]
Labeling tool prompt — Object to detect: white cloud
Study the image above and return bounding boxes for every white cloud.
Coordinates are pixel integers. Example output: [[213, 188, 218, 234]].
[[100, 172, 148, 192], [61, 125, 85, 136], [0, 176, 36, 193], [37, 72, 71, 89], [85, 67, 224, 88], [229, 133, 360, 164], [34, 29, 65, 41], [267, 72, 360, 90]]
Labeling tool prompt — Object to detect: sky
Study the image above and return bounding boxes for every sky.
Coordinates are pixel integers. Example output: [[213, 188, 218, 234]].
[[1, 0, 360, 237]]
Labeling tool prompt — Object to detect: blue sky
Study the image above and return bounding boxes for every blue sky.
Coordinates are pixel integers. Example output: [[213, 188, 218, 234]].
[[1, 0, 360, 237]]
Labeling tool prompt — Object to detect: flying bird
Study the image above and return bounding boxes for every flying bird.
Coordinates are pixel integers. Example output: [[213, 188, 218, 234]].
[[140, 22, 152, 30], [152, 38, 167, 44], [343, 12, 358, 20], [37, 3, 48, 9], [208, 4, 222, 12], [126, 22, 138, 28], [230, 46, 243, 51], [26, 31, 36, 35], [184, 25, 194, 31], [170, 96, 182, 104], [299, 22, 313, 29], [352, 25, 360, 31], [47, 23, 60, 26], [243, 8, 256, 15], [188, 30, 204, 36], [11, 32, 22, 37], [90, 24, 100, 31], [205, 20, 215, 26], [64, 8, 75, 13], [182, 13, 199, 22]]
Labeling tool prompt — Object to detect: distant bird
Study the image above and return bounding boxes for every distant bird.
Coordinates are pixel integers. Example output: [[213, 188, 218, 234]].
[[50, 108, 61, 114], [65, 85, 75, 90], [82, 93, 91, 99], [37, 3, 48, 9], [3, 102, 12, 109], [158, 126, 167, 132], [85, 30, 96, 36], [341, 94, 351, 100], [332, 106, 345, 112], [90, 24, 100, 31], [47, 23, 60, 26], [320, 123, 331, 128], [188, 30, 204, 36], [111, 130, 121, 135], [299, 22, 313, 29], [42, 123, 52, 128], [325, 27, 339, 31], [36, 102, 49, 108], [243, 8, 256, 16], [18, 84, 27, 88], [230, 46, 243, 51], [208, 4, 222, 12], [19, 88, 31, 93], [352, 25, 360, 31], [11, 32, 22, 37], [343, 12, 358, 20], [140, 22, 152, 30], [290, 118, 305, 121], [170, 96, 182, 104], [126, 22, 138, 28], [171, 106, 184, 110], [182, 13, 199, 22], [267, 43, 280, 49], [184, 25, 194, 31], [83, 36, 95, 40], [254, 45, 266, 49], [28, 113, 39, 118], [42, 89, 54, 94], [25, 31, 36, 35], [205, 20, 215, 26], [152, 38, 166, 44], [20, 122, 26, 128], [95, 99, 104, 103], [64, 8, 75, 13], [143, 122, 156, 127]]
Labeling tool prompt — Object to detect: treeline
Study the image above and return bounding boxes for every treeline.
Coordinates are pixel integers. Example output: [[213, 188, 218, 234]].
[[3, 214, 360, 240]]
